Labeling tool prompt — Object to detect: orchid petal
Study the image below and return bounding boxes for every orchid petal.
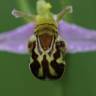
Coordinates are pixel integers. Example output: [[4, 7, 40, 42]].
[[0, 23, 35, 54], [58, 21, 96, 53]]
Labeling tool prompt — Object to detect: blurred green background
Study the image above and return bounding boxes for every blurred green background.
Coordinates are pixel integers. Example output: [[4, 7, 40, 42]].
[[0, 0, 96, 96]]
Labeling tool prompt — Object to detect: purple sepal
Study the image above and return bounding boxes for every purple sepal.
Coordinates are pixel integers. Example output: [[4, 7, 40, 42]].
[[59, 21, 96, 53], [0, 23, 35, 54]]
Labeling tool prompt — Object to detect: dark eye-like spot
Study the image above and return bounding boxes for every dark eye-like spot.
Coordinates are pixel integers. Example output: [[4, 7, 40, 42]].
[[28, 42, 32, 49], [51, 60, 64, 78], [41, 55, 49, 77], [56, 41, 65, 48], [30, 61, 40, 78]]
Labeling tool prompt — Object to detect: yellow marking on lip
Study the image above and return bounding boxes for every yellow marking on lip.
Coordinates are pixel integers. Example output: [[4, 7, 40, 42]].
[[37, 54, 43, 64], [56, 57, 64, 63], [49, 65, 57, 76], [28, 35, 36, 42], [38, 66, 43, 77], [46, 54, 54, 63]]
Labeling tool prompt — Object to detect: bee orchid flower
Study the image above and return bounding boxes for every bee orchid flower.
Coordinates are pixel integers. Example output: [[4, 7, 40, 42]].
[[1, 0, 96, 80]]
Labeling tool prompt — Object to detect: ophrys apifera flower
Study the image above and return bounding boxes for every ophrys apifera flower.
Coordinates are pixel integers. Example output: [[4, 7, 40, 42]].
[[0, 0, 96, 80]]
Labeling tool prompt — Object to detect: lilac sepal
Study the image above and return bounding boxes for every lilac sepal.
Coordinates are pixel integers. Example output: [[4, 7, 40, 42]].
[[59, 21, 96, 53], [0, 21, 96, 54], [0, 23, 35, 54]]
